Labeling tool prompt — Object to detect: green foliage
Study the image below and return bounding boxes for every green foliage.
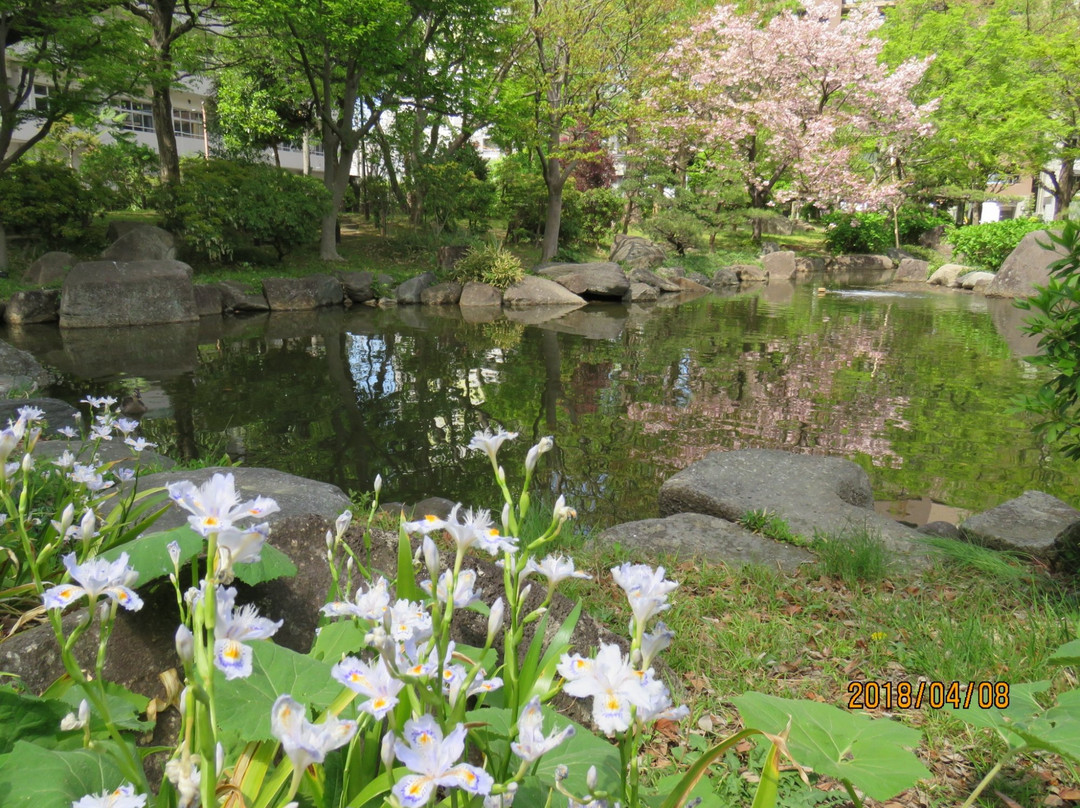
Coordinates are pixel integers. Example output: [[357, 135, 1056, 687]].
[[1015, 223, 1080, 459], [418, 145, 496, 235], [78, 141, 160, 211], [813, 525, 890, 585], [644, 207, 706, 256], [949, 217, 1048, 270], [447, 243, 525, 290], [576, 187, 623, 246], [495, 156, 549, 245], [823, 207, 951, 255], [0, 161, 94, 244], [739, 509, 813, 548], [159, 159, 331, 262]]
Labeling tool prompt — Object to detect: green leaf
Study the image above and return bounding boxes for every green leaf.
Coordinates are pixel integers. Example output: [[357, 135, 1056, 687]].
[[233, 543, 297, 586], [60, 682, 151, 733], [395, 524, 420, 601], [0, 687, 69, 754], [98, 526, 203, 585], [1049, 639, 1080, 666], [944, 681, 1050, 748], [214, 641, 343, 742], [733, 692, 929, 801], [309, 620, 370, 662], [0, 741, 129, 808]]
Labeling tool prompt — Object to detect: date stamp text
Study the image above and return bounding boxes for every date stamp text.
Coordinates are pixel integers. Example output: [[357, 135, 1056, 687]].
[[846, 680, 1010, 710]]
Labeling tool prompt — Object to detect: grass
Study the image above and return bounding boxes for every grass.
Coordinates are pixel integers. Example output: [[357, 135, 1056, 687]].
[[555, 526, 1080, 807], [739, 508, 814, 547], [812, 523, 890, 585]]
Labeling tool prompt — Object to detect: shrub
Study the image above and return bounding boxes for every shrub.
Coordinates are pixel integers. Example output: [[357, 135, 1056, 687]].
[[643, 208, 705, 255], [949, 217, 1048, 270], [447, 243, 524, 290], [159, 158, 331, 262], [420, 155, 495, 235], [78, 140, 160, 211], [823, 206, 952, 255], [0, 160, 94, 244], [577, 187, 622, 246], [493, 156, 581, 248]]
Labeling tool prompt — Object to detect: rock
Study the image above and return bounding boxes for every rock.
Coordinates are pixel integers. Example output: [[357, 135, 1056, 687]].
[[711, 269, 739, 287], [437, 245, 470, 271], [758, 217, 796, 236], [0, 340, 51, 395], [502, 276, 587, 308], [59, 260, 198, 328], [338, 271, 376, 304], [917, 521, 962, 540], [927, 263, 971, 287], [218, 281, 270, 312], [101, 225, 177, 262], [763, 251, 797, 280], [919, 225, 946, 250], [888, 248, 916, 263], [794, 257, 826, 274], [596, 512, 813, 572], [733, 265, 767, 283], [262, 275, 344, 310], [395, 272, 437, 305], [896, 258, 930, 282], [193, 284, 223, 316], [685, 271, 711, 286], [134, 466, 353, 533], [668, 276, 711, 293], [458, 281, 502, 307], [760, 241, 781, 255], [35, 438, 175, 474], [827, 254, 894, 271], [956, 270, 996, 290], [627, 267, 681, 292], [23, 251, 75, 285], [626, 282, 659, 302], [420, 281, 463, 305], [537, 262, 630, 300], [609, 234, 666, 271], [961, 491, 1080, 567], [0, 398, 79, 432], [659, 267, 685, 278], [984, 230, 1069, 299], [658, 448, 927, 561], [5, 289, 60, 324]]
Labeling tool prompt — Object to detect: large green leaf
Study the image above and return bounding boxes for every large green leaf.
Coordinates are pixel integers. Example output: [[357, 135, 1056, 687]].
[[733, 692, 929, 801], [0, 741, 129, 808], [233, 543, 297, 586], [1048, 639, 1080, 666], [60, 682, 151, 733], [214, 641, 343, 742], [0, 687, 69, 754], [309, 620, 370, 662], [98, 525, 203, 584], [944, 680, 1050, 748]]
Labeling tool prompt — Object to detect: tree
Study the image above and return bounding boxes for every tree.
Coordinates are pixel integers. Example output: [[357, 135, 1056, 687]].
[[0, 0, 140, 267], [651, 0, 935, 240]]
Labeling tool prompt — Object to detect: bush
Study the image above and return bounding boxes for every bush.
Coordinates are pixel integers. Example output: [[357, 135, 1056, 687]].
[[577, 187, 622, 246], [949, 217, 1048, 270], [159, 159, 331, 262], [823, 206, 952, 255], [79, 140, 160, 211], [643, 208, 705, 255], [493, 156, 581, 248], [420, 153, 495, 235], [446, 243, 524, 290], [0, 160, 94, 244]]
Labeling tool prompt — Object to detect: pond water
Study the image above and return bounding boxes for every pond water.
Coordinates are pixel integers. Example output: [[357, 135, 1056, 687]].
[[4, 275, 1076, 531]]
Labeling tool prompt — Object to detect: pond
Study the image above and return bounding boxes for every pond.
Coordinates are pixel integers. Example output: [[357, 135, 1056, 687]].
[[4, 275, 1075, 532]]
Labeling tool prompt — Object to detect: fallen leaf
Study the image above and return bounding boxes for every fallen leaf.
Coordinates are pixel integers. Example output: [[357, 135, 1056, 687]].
[[1061, 788, 1080, 800]]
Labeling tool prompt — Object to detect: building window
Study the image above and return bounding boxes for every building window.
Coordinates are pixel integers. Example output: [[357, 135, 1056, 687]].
[[118, 99, 155, 133], [173, 108, 203, 138], [33, 84, 50, 114]]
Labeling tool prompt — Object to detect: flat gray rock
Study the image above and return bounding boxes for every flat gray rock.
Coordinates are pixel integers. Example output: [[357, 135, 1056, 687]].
[[459, 281, 502, 307], [927, 263, 970, 286], [0, 338, 52, 394], [626, 282, 659, 302], [828, 254, 894, 271], [610, 235, 665, 271], [395, 272, 437, 305], [101, 225, 177, 262], [262, 275, 344, 310], [961, 490, 1080, 564], [956, 270, 996, 290], [985, 230, 1069, 298], [658, 448, 926, 561], [502, 276, 586, 307], [537, 262, 630, 300], [627, 267, 681, 293], [597, 512, 813, 572], [0, 398, 79, 432], [338, 270, 376, 303], [60, 260, 198, 328], [895, 258, 930, 282], [23, 251, 75, 285], [795, 257, 826, 274], [193, 284, 223, 316], [5, 289, 60, 324], [733, 265, 767, 283], [763, 251, 797, 280], [218, 281, 269, 312], [420, 281, 463, 305]]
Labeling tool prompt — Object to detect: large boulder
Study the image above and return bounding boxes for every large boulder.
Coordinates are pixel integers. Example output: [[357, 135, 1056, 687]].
[[395, 272, 437, 305], [537, 262, 630, 300], [420, 281, 463, 305], [23, 251, 75, 285], [827, 254, 894, 272], [596, 512, 813, 572], [658, 448, 927, 561], [961, 491, 1080, 569], [668, 276, 711, 293], [626, 282, 659, 302], [984, 230, 1069, 299], [895, 258, 930, 282], [338, 271, 376, 304], [218, 281, 270, 313], [955, 270, 996, 291], [502, 276, 587, 307], [59, 260, 198, 328], [193, 284, 223, 316], [627, 267, 682, 293], [609, 234, 666, 271], [762, 250, 797, 280], [262, 275, 344, 310], [5, 289, 60, 324], [0, 339, 51, 395], [795, 256, 826, 275], [458, 281, 502, 307], [927, 263, 971, 287], [35, 438, 175, 475], [711, 268, 739, 287], [733, 264, 767, 283], [101, 225, 177, 262]]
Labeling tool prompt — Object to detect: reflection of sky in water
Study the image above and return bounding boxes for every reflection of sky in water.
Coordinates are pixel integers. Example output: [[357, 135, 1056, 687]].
[[346, 333, 394, 397]]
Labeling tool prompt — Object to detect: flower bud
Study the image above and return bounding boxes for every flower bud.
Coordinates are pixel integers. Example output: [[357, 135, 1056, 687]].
[[373, 474, 383, 496], [497, 465, 506, 485], [335, 510, 353, 536], [175, 625, 195, 664], [79, 509, 96, 542], [554, 764, 568, 782], [524, 436, 553, 474], [325, 530, 334, 549], [167, 540, 181, 568], [56, 503, 75, 537], [216, 742, 225, 773], [423, 536, 440, 580], [501, 502, 511, 535], [586, 765, 598, 791], [486, 597, 504, 645], [21, 452, 33, 474], [380, 731, 396, 772]]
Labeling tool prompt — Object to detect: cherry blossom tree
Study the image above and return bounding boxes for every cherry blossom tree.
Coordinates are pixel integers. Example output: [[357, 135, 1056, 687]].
[[650, 0, 936, 239]]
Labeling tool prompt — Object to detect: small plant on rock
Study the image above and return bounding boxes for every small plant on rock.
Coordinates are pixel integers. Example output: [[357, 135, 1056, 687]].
[[448, 243, 525, 290]]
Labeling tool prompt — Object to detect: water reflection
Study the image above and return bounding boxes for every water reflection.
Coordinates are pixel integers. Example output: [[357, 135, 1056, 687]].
[[5, 280, 1075, 529]]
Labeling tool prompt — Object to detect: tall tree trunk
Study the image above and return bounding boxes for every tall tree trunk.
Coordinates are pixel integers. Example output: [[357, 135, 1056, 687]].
[[1055, 151, 1077, 220], [320, 142, 355, 261], [0, 222, 8, 273], [150, 79, 180, 184], [540, 151, 572, 263]]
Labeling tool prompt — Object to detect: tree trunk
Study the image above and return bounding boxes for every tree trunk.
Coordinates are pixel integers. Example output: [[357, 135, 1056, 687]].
[[1055, 153, 1076, 220], [320, 146, 355, 261], [151, 81, 180, 184], [540, 176, 565, 263], [0, 222, 8, 273]]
